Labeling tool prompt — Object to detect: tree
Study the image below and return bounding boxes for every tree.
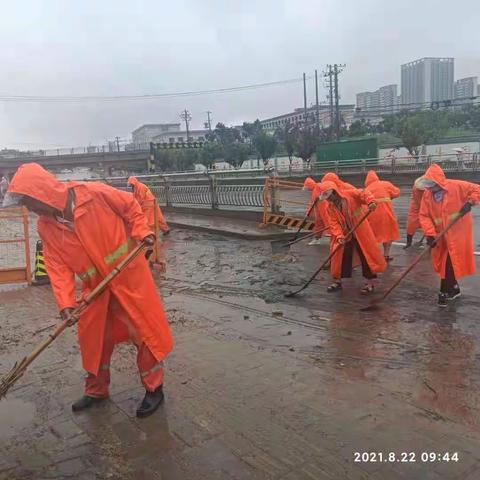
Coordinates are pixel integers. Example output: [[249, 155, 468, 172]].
[[348, 119, 373, 137], [252, 131, 277, 165], [291, 125, 318, 164], [391, 110, 449, 157], [209, 122, 241, 145], [241, 120, 263, 141], [199, 142, 222, 169], [223, 143, 250, 168], [274, 124, 295, 171]]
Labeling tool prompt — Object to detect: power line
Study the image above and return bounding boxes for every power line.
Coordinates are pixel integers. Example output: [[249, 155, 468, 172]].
[[0, 77, 311, 104]]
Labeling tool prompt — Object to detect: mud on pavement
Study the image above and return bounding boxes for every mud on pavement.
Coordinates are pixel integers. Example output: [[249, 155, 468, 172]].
[[1, 228, 480, 479]]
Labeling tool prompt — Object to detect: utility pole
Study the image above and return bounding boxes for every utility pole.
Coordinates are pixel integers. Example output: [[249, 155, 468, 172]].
[[180, 109, 192, 140], [323, 64, 345, 140], [115, 136, 120, 152], [315, 69, 320, 133], [323, 66, 334, 139], [333, 64, 346, 140], [303, 72, 307, 120], [205, 111, 212, 131]]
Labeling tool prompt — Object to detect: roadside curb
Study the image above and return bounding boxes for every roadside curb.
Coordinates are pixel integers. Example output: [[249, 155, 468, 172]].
[[167, 220, 296, 241]]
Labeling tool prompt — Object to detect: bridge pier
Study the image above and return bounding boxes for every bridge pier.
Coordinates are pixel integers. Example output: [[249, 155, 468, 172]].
[[103, 164, 113, 178]]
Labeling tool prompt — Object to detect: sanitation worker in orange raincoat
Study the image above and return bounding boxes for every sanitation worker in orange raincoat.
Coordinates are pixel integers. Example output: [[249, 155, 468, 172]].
[[404, 177, 425, 249], [4, 164, 174, 417], [127, 176, 169, 235], [303, 177, 327, 245], [418, 164, 480, 307], [364, 170, 400, 261], [315, 181, 387, 294]]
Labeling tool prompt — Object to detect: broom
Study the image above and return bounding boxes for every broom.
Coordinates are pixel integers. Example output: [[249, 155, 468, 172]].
[[361, 213, 464, 311], [0, 240, 147, 399], [285, 209, 373, 297]]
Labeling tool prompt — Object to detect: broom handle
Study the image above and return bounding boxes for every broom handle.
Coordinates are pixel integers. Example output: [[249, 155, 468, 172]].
[[286, 209, 372, 297], [378, 213, 464, 303], [12, 241, 147, 373], [292, 197, 319, 241], [286, 226, 329, 247]]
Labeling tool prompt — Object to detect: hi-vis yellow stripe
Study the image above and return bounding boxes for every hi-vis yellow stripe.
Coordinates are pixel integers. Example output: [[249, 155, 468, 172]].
[[433, 212, 461, 225], [78, 238, 135, 281], [376, 197, 391, 203], [104, 238, 135, 266], [353, 207, 363, 217]]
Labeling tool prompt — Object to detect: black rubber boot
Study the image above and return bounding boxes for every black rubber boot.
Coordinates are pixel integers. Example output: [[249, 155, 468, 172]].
[[448, 284, 461, 301], [136, 385, 164, 418], [438, 293, 448, 308], [72, 395, 106, 412], [403, 234, 413, 249]]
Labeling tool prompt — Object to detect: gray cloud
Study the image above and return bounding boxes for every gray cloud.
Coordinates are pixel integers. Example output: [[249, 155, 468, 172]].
[[1, 0, 478, 149]]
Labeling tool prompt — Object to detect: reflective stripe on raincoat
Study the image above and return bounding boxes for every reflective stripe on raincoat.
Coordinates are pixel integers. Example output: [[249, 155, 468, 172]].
[[418, 164, 480, 279]]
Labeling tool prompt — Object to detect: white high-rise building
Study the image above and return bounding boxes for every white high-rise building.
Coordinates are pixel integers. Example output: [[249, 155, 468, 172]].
[[401, 57, 454, 106], [455, 77, 478, 99], [356, 84, 398, 114]]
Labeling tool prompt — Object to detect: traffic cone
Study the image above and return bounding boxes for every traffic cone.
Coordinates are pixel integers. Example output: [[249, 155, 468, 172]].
[[32, 240, 50, 286]]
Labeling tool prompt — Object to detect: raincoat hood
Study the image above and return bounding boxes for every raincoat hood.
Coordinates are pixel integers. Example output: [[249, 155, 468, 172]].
[[321, 172, 340, 184], [303, 177, 316, 191], [7, 163, 68, 211], [422, 163, 447, 189], [314, 180, 339, 200], [127, 176, 140, 187], [364, 170, 379, 187]]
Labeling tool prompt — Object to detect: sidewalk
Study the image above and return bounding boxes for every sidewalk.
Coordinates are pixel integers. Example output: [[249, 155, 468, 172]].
[[166, 212, 297, 240]]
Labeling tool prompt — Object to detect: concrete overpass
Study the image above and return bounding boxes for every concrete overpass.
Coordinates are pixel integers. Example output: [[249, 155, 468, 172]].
[[0, 150, 150, 176]]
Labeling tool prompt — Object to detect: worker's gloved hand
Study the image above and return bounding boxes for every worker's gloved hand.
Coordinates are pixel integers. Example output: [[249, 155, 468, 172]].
[[459, 201, 473, 216], [426, 236, 437, 248], [368, 202, 377, 211], [142, 234, 155, 246], [60, 307, 77, 326], [337, 237, 346, 245]]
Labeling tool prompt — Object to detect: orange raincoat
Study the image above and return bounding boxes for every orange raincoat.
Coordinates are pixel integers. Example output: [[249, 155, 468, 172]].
[[321, 172, 355, 191], [317, 181, 387, 278], [303, 177, 326, 235], [8, 164, 174, 375], [419, 164, 480, 279], [364, 171, 400, 243], [406, 186, 425, 236], [128, 176, 169, 233]]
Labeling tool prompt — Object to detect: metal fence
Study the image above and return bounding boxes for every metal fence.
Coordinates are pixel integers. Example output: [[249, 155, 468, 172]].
[[148, 182, 264, 209]]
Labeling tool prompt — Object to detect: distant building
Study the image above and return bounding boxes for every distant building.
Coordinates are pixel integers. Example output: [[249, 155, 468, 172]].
[[260, 105, 355, 132], [455, 77, 478, 99], [152, 129, 209, 144], [356, 84, 398, 116], [401, 57, 454, 106], [132, 123, 182, 148], [0, 148, 46, 159]]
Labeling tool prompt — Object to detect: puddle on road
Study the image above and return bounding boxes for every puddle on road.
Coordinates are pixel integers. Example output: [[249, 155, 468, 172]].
[[0, 398, 36, 440]]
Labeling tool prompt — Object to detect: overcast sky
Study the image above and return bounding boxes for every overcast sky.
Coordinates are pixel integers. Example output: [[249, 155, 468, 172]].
[[1, 0, 479, 149]]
